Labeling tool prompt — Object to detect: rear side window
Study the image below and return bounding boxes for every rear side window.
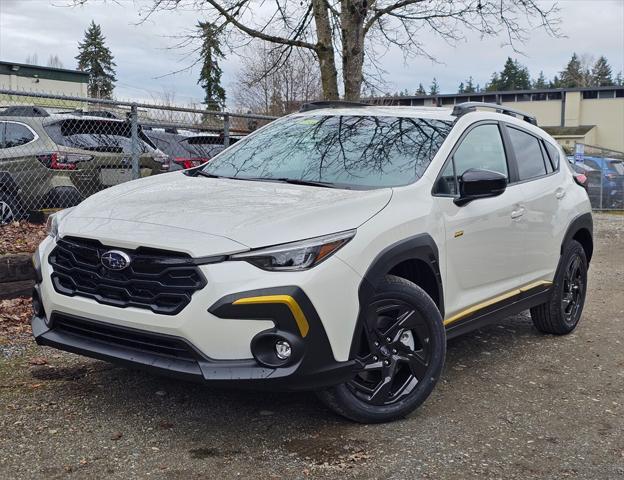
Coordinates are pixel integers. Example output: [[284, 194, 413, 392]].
[[44, 119, 152, 154], [507, 127, 547, 180], [0, 122, 35, 148], [543, 142, 561, 170]]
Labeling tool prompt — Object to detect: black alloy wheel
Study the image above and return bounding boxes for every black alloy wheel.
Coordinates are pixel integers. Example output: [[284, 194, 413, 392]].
[[561, 253, 585, 326], [531, 240, 588, 335], [348, 298, 433, 406], [316, 275, 445, 423]]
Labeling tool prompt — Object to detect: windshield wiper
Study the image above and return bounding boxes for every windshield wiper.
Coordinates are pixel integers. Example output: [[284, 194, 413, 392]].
[[243, 177, 344, 189], [194, 170, 234, 180]]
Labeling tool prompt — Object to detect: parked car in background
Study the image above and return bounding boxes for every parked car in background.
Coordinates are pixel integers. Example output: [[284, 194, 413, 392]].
[[0, 106, 169, 224], [568, 155, 624, 208], [144, 127, 240, 170]]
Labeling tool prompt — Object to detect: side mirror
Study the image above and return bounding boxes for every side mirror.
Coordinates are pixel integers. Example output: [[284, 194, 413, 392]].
[[454, 168, 507, 206]]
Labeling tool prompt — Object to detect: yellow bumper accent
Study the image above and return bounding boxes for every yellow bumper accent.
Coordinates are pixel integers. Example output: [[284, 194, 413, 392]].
[[443, 280, 553, 326], [232, 295, 310, 337]]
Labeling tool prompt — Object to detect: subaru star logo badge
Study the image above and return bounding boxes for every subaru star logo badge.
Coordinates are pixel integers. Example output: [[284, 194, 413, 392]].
[[100, 250, 131, 271]]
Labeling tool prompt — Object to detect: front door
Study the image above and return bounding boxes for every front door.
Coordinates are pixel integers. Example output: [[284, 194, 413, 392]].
[[432, 122, 528, 320]]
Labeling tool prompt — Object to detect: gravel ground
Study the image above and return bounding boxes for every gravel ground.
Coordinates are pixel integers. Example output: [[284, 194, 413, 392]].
[[0, 213, 622, 479]]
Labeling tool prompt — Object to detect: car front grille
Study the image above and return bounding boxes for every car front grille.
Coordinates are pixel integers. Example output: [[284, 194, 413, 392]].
[[52, 313, 200, 361], [49, 237, 206, 315]]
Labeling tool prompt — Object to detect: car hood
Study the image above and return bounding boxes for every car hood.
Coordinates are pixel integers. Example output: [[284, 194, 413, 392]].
[[61, 172, 392, 256]]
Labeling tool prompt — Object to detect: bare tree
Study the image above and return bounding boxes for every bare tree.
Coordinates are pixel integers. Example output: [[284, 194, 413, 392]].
[[24, 53, 39, 65], [47, 55, 64, 69], [234, 42, 322, 115], [140, 0, 560, 101]]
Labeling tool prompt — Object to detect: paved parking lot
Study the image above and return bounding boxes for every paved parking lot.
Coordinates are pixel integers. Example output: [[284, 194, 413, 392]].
[[0, 214, 622, 479]]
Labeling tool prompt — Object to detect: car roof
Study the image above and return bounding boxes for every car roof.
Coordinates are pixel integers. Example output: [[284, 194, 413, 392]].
[[291, 105, 456, 121], [42, 113, 128, 124]]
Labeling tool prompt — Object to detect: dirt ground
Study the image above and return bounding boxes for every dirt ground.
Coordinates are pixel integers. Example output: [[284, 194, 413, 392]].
[[0, 213, 622, 480]]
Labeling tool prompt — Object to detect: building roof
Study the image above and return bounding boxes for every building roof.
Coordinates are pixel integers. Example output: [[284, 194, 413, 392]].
[[372, 85, 624, 102], [0, 60, 89, 84], [542, 125, 596, 137]]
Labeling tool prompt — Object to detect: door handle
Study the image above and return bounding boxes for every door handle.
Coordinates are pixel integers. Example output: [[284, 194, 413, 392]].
[[511, 207, 525, 219], [556, 188, 566, 200]]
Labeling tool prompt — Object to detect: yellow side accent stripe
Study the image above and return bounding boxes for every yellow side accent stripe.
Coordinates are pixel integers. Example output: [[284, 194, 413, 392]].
[[232, 295, 310, 337], [443, 280, 553, 326]]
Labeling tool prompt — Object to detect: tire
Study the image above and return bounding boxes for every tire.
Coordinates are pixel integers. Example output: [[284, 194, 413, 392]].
[[47, 187, 83, 208], [0, 192, 21, 225], [530, 240, 588, 335], [316, 275, 446, 423]]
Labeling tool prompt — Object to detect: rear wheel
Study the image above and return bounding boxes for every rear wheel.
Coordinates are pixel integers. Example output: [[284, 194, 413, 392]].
[[0, 193, 20, 225], [317, 275, 445, 423], [530, 240, 588, 335]]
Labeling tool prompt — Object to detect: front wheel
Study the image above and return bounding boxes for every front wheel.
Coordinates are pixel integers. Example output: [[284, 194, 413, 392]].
[[316, 275, 446, 423]]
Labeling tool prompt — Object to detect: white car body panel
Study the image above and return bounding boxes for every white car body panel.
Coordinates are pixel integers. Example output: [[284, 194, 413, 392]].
[[65, 173, 392, 253]]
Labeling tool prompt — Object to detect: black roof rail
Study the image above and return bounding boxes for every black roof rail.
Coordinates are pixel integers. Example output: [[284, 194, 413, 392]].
[[299, 100, 369, 112], [0, 105, 50, 117], [451, 102, 537, 126]]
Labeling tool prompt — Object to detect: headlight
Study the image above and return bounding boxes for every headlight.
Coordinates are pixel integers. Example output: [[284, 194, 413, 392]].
[[45, 207, 75, 240], [45, 214, 59, 240], [231, 230, 356, 271]]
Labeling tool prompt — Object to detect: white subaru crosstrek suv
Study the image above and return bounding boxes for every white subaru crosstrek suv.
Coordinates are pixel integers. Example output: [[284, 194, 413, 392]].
[[32, 102, 593, 423]]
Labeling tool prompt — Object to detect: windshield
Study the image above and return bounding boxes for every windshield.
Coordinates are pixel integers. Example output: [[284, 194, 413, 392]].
[[200, 115, 453, 189]]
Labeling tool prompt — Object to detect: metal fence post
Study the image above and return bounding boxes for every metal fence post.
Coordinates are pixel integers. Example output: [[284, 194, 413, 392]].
[[130, 103, 140, 180], [223, 113, 230, 148], [599, 162, 604, 210]]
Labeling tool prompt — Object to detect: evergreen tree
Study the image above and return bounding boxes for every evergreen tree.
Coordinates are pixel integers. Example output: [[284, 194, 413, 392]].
[[464, 76, 476, 93], [559, 53, 587, 88], [485, 72, 500, 91], [76, 21, 116, 98], [457, 82, 465, 94], [429, 78, 439, 95], [549, 75, 562, 89], [197, 21, 226, 110], [533, 71, 547, 89], [498, 57, 531, 90], [415, 83, 426, 95], [615, 72, 624, 87], [485, 58, 530, 91], [591, 56, 614, 86]]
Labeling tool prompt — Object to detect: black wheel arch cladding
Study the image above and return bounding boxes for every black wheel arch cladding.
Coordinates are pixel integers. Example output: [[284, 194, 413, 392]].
[[349, 233, 443, 359], [562, 212, 593, 264]]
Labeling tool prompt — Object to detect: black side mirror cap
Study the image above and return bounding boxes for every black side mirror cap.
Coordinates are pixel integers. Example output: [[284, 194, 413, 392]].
[[454, 168, 507, 206]]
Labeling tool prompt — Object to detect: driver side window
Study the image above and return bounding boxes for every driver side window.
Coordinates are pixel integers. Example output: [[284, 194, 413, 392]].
[[436, 124, 508, 196]]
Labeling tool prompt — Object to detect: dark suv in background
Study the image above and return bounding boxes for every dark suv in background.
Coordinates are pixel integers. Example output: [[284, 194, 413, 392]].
[[0, 106, 169, 224]]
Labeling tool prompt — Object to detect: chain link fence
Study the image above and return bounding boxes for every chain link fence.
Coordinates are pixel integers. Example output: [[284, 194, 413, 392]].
[[0, 89, 276, 223], [567, 143, 624, 211]]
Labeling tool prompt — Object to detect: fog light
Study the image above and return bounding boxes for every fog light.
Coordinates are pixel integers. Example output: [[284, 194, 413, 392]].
[[275, 340, 292, 360]]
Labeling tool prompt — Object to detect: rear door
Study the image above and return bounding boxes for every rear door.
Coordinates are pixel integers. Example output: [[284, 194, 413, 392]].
[[503, 125, 564, 282], [432, 122, 528, 319]]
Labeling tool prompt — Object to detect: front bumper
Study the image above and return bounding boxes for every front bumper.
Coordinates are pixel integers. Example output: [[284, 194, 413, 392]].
[[32, 305, 358, 390]]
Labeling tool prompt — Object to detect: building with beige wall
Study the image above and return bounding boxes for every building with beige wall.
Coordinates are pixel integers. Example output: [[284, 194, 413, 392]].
[[0, 61, 88, 97], [374, 86, 624, 153]]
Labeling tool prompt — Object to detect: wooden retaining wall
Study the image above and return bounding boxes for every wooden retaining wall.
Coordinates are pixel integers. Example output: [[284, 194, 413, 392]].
[[0, 253, 35, 299]]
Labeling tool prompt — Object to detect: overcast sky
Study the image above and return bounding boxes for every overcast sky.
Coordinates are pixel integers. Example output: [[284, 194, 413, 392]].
[[0, 0, 623, 107]]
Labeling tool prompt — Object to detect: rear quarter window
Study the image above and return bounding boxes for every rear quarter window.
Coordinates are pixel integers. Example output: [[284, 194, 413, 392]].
[[44, 119, 152, 153], [1, 122, 36, 148], [507, 127, 547, 181]]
